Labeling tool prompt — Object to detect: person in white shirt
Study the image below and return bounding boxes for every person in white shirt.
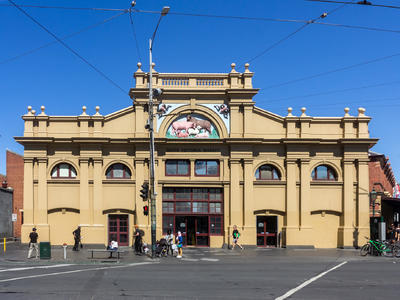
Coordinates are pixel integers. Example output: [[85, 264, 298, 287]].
[[107, 240, 118, 258], [165, 229, 175, 256]]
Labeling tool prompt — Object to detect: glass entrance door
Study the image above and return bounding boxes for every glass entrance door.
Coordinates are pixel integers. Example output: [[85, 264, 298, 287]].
[[108, 215, 129, 246], [175, 216, 209, 246], [257, 216, 278, 247]]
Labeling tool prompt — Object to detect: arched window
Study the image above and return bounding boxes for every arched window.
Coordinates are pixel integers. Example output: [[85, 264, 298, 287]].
[[51, 163, 77, 178], [106, 163, 131, 179], [311, 165, 337, 181], [255, 164, 281, 180]]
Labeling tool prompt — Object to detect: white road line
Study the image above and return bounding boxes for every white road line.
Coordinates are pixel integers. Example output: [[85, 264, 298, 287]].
[[275, 261, 348, 300], [0, 262, 154, 283], [0, 264, 74, 273], [200, 258, 219, 262], [181, 258, 199, 262]]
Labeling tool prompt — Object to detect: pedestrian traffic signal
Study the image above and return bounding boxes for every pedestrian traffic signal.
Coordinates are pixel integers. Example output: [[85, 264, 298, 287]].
[[140, 182, 149, 200], [143, 205, 149, 216]]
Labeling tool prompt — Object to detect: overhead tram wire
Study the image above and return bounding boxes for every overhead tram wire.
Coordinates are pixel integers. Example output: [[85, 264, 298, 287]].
[[2, 4, 399, 34], [260, 79, 400, 103], [0, 3, 128, 12], [7, 0, 128, 95], [237, 3, 347, 67], [0, 11, 127, 65], [129, 7, 142, 63], [260, 51, 400, 90], [306, 0, 400, 10]]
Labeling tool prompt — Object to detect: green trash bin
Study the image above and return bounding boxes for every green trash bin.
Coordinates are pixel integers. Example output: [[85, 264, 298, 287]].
[[40, 242, 51, 259]]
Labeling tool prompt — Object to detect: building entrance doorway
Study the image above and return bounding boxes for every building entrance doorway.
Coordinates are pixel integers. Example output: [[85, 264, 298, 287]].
[[257, 216, 278, 247], [175, 216, 209, 246], [108, 214, 129, 246]]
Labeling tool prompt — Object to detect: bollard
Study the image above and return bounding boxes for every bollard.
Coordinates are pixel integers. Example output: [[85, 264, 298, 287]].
[[62, 243, 67, 260], [3, 238, 5, 252]]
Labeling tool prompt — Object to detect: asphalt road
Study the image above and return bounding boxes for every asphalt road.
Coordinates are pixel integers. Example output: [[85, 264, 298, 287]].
[[0, 248, 398, 299]]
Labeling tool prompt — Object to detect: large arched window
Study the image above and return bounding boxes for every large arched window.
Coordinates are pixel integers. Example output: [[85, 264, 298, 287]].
[[106, 163, 131, 179], [311, 165, 337, 181], [51, 163, 77, 178], [255, 164, 281, 180]]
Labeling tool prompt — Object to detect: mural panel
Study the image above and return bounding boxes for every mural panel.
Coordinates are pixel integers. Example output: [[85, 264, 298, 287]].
[[166, 114, 219, 139]]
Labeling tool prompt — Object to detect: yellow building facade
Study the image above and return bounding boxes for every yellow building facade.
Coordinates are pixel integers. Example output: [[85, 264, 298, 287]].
[[16, 63, 377, 248]]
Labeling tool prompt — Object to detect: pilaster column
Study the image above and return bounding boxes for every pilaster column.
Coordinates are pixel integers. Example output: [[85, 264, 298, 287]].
[[229, 159, 242, 235], [283, 159, 298, 246], [93, 158, 104, 225], [135, 159, 148, 232], [21, 158, 34, 243], [135, 105, 145, 138], [357, 159, 370, 247], [37, 157, 50, 241], [243, 159, 255, 245], [229, 105, 241, 138], [299, 158, 312, 245], [223, 183, 230, 245], [340, 160, 355, 247], [79, 158, 91, 225]]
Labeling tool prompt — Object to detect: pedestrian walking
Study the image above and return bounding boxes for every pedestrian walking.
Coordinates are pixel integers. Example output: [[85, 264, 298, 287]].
[[72, 226, 81, 251], [176, 231, 183, 258], [231, 225, 243, 250], [27, 227, 39, 259], [165, 229, 174, 256], [134, 225, 144, 255]]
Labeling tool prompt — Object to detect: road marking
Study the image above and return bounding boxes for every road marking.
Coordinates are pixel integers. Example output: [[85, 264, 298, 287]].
[[181, 258, 199, 262], [275, 261, 348, 300], [0, 262, 154, 283], [200, 258, 219, 262], [0, 264, 74, 273]]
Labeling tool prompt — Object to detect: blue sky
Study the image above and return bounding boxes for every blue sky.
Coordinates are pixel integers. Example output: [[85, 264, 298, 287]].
[[1, 0, 399, 179]]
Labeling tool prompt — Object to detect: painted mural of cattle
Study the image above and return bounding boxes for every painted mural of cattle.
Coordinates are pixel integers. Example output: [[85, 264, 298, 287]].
[[186, 115, 211, 133]]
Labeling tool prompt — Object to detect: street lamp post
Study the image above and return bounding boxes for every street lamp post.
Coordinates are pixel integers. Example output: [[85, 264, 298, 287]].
[[148, 6, 170, 258]]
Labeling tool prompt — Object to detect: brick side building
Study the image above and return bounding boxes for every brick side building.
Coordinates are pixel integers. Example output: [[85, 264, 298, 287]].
[[5, 150, 24, 238], [369, 151, 396, 196]]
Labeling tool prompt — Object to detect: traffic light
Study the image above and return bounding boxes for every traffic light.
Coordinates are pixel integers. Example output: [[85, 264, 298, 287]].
[[143, 205, 149, 216], [140, 182, 149, 200]]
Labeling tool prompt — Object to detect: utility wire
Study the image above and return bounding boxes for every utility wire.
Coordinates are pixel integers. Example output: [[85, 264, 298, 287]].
[[306, 0, 400, 10], [2, 4, 399, 35], [260, 80, 400, 103], [0, 3, 128, 12], [129, 8, 142, 63], [7, 0, 128, 95], [260, 51, 400, 90], [238, 3, 347, 67], [0, 11, 127, 65]]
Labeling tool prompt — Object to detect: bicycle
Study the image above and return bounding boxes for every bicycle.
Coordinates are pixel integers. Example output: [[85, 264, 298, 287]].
[[360, 237, 400, 257]]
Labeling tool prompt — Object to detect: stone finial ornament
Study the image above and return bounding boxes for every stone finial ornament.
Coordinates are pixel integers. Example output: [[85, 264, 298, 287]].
[[94, 106, 102, 116], [31, 109, 36, 115], [230, 63, 237, 73], [151, 62, 156, 72], [358, 107, 366, 117], [300, 107, 307, 117], [287, 107, 293, 117], [81, 106, 88, 116], [344, 107, 350, 117], [26, 106, 33, 115], [244, 63, 251, 73], [39, 105, 47, 116], [136, 62, 143, 72]]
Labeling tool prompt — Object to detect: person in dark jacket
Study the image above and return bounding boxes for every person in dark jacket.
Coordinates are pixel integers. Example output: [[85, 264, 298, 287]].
[[134, 225, 143, 255], [72, 226, 81, 251], [27, 228, 39, 259]]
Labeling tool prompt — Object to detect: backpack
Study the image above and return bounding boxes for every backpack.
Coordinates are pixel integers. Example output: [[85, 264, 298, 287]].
[[139, 229, 145, 237]]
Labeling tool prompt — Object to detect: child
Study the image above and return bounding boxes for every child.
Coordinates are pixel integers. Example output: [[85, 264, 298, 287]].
[[176, 231, 183, 258]]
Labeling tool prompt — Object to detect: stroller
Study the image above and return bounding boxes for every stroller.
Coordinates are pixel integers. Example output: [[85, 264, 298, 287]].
[[155, 238, 168, 257]]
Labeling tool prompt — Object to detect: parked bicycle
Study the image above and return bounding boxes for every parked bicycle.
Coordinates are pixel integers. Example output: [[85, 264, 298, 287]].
[[360, 237, 400, 257]]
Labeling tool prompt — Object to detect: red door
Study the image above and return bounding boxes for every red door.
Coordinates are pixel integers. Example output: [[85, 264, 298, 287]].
[[108, 215, 129, 246], [257, 216, 277, 247]]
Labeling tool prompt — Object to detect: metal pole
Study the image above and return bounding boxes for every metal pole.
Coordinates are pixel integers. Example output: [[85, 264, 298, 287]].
[[148, 38, 157, 258]]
